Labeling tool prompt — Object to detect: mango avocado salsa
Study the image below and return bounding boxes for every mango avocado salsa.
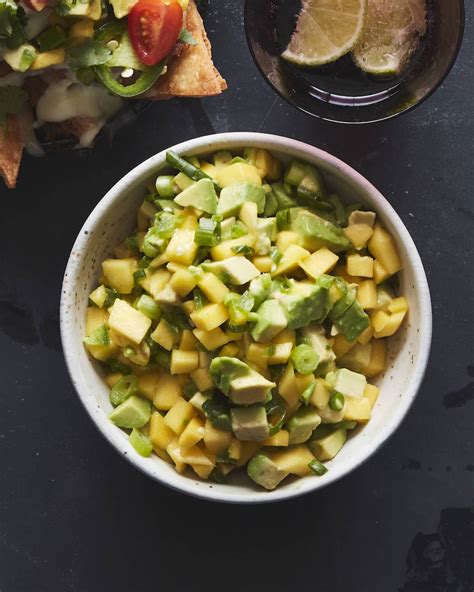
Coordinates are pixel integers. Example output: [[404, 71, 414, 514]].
[[84, 147, 409, 490]]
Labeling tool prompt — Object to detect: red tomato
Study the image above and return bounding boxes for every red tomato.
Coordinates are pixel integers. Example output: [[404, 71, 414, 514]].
[[22, 0, 50, 10], [128, 0, 183, 66]]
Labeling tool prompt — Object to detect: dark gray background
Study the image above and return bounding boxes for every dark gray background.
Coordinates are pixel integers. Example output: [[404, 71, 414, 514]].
[[1, 2, 473, 591]]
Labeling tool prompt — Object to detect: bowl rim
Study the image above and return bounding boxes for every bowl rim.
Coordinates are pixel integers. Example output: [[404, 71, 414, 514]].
[[60, 132, 432, 503], [243, 0, 466, 125]]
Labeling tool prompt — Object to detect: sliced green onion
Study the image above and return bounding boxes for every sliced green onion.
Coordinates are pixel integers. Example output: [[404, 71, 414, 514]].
[[162, 308, 190, 332], [209, 468, 227, 483], [104, 358, 131, 375], [103, 288, 119, 308], [129, 428, 153, 457], [136, 294, 161, 321], [83, 324, 109, 346], [332, 420, 357, 430], [110, 375, 138, 406], [231, 245, 255, 257], [125, 235, 139, 254], [270, 246, 282, 266], [202, 397, 232, 432], [193, 287, 207, 310], [183, 381, 198, 400], [308, 458, 328, 476], [166, 150, 218, 188], [329, 391, 345, 411], [226, 322, 247, 333], [300, 382, 315, 405], [194, 217, 221, 247], [133, 268, 146, 287], [154, 347, 171, 370], [138, 256, 152, 269], [123, 345, 136, 358], [291, 344, 319, 374], [142, 227, 165, 257], [231, 222, 248, 239], [155, 175, 176, 198], [265, 396, 287, 436]]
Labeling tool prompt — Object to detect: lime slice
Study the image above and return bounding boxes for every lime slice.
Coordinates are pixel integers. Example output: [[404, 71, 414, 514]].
[[282, 0, 368, 67], [352, 0, 427, 76]]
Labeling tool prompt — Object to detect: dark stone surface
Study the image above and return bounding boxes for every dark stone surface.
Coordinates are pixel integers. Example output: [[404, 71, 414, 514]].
[[0, 2, 473, 591]]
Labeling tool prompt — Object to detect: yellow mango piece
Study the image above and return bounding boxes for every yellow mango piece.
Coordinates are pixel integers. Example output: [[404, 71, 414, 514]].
[[310, 378, 331, 408], [165, 229, 198, 265], [246, 343, 269, 369], [333, 333, 356, 357], [300, 247, 339, 279], [275, 231, 301, 253], [182, 300, 195, 315], [210, 234, 256, 261], [263, 430, 290, 447], [343, 224, 373, 250], [273, 328, 296, 345], [193, 327, 229, 351], [278, 363, 299, 409], [372, 310, 407, 338], [388, 297, 409, 314], [268, 342, 293, 365], [252, 256, 273, 272], [274, 244, 311, 276], [269, 445, 314, 477], [180, 330, 197, 350], [88, 0, 102, 19], [225, 330, 243, 342], [170, 350, 199, 374], [170, 269, 198, 297], [236, 442, 261, 467], [203, 419, 232, 454], [167, 438, 214, 467], [344, 397, 371, 422], [357, 324, 374, 346], [137, 370, 160, 400], [197, 272, 229, 303], [228, 438, 242, 461], [70, 18, 95, 39], [363, 339, 387, 378], [190, 368, 214, 392], [347, 254, 374, 278], [364, 383, 380, 409], [166, 261, 186, 273], [179, 416, 205, 450], [151, 319, 176, 351], [191, 463, 214, 479], [149, 252, 169, 269], [190, 303, 228, 331], [215, 162, 261, 187], [30, 48, 65, 70], [84, 307, 119, 361], [164, 398, 195, 435], [254, 148, 274, 179], [102, 258, 137, 294], [141, 269, 171, 299], [108, 299, 151, 345], [219, 343, 240, 357], [368, 224, 402, 275], [357, 280, 378, 309], [373, 259, 390, 284], [153, 373, 181, 410], [105, 373, 122, 388], [149, 412, 175, 450]]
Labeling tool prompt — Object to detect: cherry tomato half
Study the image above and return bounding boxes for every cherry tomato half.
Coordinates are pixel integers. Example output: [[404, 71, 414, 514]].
[[128, 0, 183, 66]]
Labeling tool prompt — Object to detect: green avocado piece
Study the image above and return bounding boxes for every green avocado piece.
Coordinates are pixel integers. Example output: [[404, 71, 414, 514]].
[[210, 357, 275, 404], [174, 178, 217, 214], [216, 183, 266, 217], [328, 278, 357, 321], [264, 189, 278, 216], [257, 217, 277, 241], [248, 273, 272, 308], [334, 300, 370, 342], [247, 453, 289, 490], [286, 407, 322, 444], [302, 325, 336, 365], [297, 165, 326, 202], [251, 299, 288, 343], [109, 396, 151, 429], [290, 210, 351, 252], [308, 428, 347, 461], [231, 405, 269, 441], [278, 275, 334, 330]]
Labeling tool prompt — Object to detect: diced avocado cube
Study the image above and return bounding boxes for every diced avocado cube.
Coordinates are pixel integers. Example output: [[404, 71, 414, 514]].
[[247, 453, 288, 490], [290, 210, 351, 252], [229, 370, 275, 405], [302, 324, 336, 365], [308, 428, 347, 461], [328, 279, 356, 321], [248, 273, 271, 308], [278, 275, 334, 330], [286, 407, 321, 444], [333, 300, 369, 342], [251, 299, 288, 343], [298, 165, 326, 201], [209, 356, 249, 394], [174, 178, 217, 214], [216, 183, 266, 218], [109, 396, 151, 429], [204, 256, 260, 285], [330, 368, 367, 398], [264, 189, 278, 216], [257, 217, 277, 241], [231, 406, 269, 441]]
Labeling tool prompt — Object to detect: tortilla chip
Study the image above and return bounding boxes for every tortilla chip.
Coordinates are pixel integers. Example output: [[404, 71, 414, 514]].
[[147, 0, 227, 99], [0, 115, 24, 189]]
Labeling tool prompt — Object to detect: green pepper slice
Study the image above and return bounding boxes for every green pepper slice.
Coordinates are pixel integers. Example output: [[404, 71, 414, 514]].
[[94, 22, 165, 97]]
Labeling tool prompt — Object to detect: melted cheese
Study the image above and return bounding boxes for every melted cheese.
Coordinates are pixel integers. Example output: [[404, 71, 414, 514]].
[[36, 79, 123, 123]]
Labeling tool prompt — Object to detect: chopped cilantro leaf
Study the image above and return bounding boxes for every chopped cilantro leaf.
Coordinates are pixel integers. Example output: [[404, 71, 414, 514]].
[[178, 27, 197, 46], [67, 38, 112, 70]]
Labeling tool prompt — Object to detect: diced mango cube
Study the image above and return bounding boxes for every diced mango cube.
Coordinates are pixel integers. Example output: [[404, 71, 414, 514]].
[[300, 247, 339, 279], [333, 333, 356, 357], [263, 430, 289, 447], [368, 224, 402, 275], [178, 416, 205, 450], [347, 254, 374, 278], [197, 272, 229, 303], [164, 398, 195, 435], [343, 224, 374, 250], [170, 349, 199, 374], [141, 269, 171, 299], [272, 328, 296, 345], [108, 299, 151, 344], [364, 383, 380, 409], [193, 327, 229, 350], [344, 397, 371, 422], [252, 256, 273, 272], [388, 297, 409, 314], [203, 419, 232, 454], [363, 339, 387, 378], [372, 310, 407, 338], [165, 229, 198, 265], [269, 445, 314, 476], [190, 368, 214, 392], [278, 363, 299, 409], [170, 269, 198, 297], [179, 330, 197, 350], [275, 231, 301, 253], [373, 259, 390, 284], [357, 280, 378, 309], [210, 234, 256, 261], [149, 411, 175, 450], [137, 370, 160, 400], [153, 373, 181, 410], [274, 244, 311, 276], [151, 319, 176, 350], [102, 258, 137, 294], [219, 343, 240, 357], [190, 303, 228, 331], [357, 324, 374, 346]]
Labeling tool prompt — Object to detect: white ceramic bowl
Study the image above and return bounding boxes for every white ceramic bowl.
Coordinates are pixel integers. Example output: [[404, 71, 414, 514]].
[[60, 132, 432, 504]]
